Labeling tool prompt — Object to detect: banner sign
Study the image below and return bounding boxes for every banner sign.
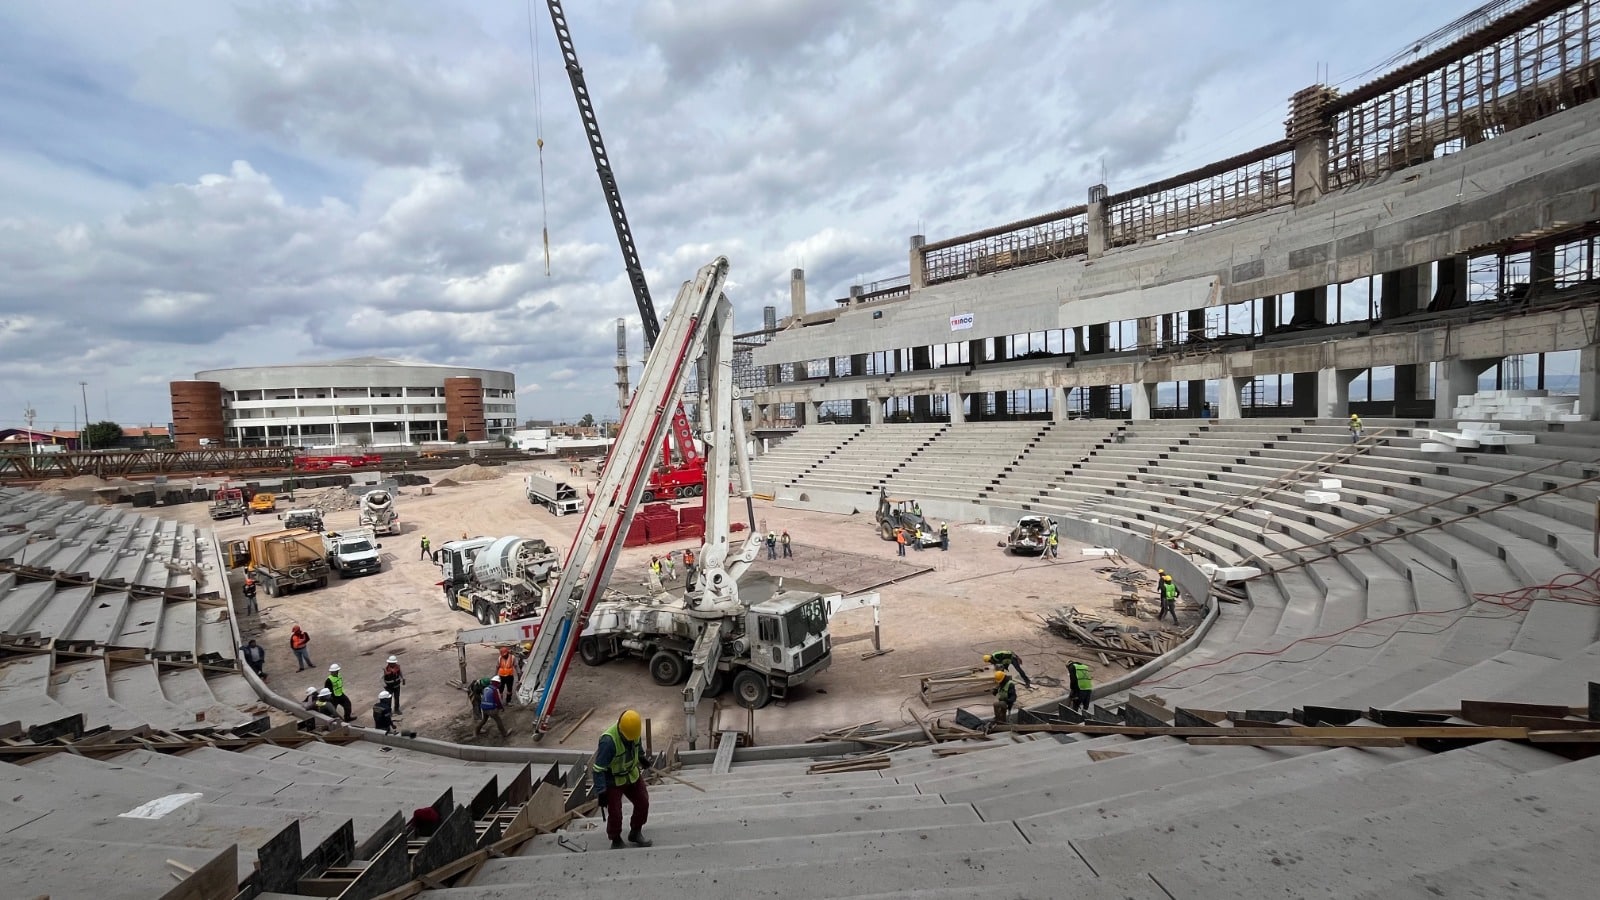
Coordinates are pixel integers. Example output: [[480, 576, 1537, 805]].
[[949, 312, 975, 332]]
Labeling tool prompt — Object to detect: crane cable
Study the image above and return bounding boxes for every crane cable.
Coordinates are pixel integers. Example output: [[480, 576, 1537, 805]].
[[524, 0, 551, 276]]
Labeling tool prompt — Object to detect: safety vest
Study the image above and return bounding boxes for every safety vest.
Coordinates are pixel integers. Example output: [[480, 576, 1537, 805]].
[[1161, 580, 1178, 601], [1350, 417, 1362, 431], [1048, 533, 1058, 546], [990, 650, 1016, 666], [994, 676, 1017, 705], [326, 672, 345, 697], [781, 533, 790, 545], [1068, 662, 1093, 691], [684, 550, 696, 566], [593, 723, 644, 787], [650, 560, 661, 574], [895, 529, 905, 544], [940, 524, 948, 537], [421, 537, 430, 549], [497, 653, 516, 678], [291, 630, 309, 649]]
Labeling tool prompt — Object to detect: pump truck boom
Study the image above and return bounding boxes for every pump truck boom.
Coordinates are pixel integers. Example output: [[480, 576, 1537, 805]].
[[453, 259, 832, 743]]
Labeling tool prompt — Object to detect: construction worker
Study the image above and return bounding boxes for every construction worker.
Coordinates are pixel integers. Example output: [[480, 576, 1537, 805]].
[[1349, 413, 1364, 444], [765, 531, 778, 559], [419, 535, 432, 561], [382, 655, 406, 714], [894, 526, 906, 557], [683, 548, 697, 588], [593, 709, 652, 850], [324, 663, 354, 721], [289, 625, 313, 671], [663, 551, 677, 579], [373, 690, 398, 735], [1066, 660, 1093, 715], [984, 650, 1033, 688], [240, 504, 251, 526], [241, 575, 259, 615], [474, 675, 509, 738], [648, 555, 662, 588], [496, 646, 518, 699], [240, 639, 266, 679], [913, 525, 924, 551], [780, 530, 792, 557], [1158, 573, 1179, 624], [467, 674, 493, 721], [1047, 530, 1059, 559], [939, 522, 949, 551], [306, 687, 339, 718], [991, 670, 1018, 726], [1153, 569, 1168, 604]]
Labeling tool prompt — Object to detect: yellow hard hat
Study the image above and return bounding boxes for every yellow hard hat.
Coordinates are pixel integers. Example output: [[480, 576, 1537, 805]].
[[619, 709, 643, 741], [982, 654, 993, 663], [993, 670, 1006, 682]]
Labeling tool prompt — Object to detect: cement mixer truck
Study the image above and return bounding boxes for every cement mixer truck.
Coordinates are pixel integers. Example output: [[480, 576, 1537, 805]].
[[437, 535, 560, 626], [358, 488, 401, 536]]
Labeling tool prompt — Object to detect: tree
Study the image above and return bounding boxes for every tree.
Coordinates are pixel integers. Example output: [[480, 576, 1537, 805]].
[[83, 421, 123, 449], [579, 413, 596, 429], [354, 433, 373, 449], [455, 432, 470, 444]]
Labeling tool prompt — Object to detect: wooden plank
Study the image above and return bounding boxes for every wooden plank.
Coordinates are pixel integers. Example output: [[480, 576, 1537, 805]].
[[994, 723, 1530, 740], [1186, 736, 1408, 748], [557, 708, 594, 744], [1527, 729, 1600, 743], [1509, 715, 1600, 731], [1460, 699, 1572, 726]]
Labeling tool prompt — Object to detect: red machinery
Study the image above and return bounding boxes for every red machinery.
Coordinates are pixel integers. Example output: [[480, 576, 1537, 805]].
[[294, 454, 383, 472]]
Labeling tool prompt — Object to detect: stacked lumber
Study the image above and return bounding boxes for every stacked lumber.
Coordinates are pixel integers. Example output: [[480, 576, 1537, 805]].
[[801, 716, 1004, 773], [909, 665, 994, 705], [1041, 606, 1192, 668]]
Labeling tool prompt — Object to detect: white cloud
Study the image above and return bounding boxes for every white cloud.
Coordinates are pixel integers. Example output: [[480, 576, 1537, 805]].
[[0, 0, 1484, 427]]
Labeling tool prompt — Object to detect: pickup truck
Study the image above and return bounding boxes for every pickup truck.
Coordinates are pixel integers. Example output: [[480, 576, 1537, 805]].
[[322, 528, 383, 578]]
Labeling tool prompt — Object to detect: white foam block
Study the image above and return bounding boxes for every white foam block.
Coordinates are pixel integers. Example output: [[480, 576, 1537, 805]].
[[1213, 565, 1263, 583], [1477, 432, 1536, 446], [1081, 547, 1117, 557], [1303, 490, 1340, 504], [1318, 478, 1342, 490], [1420, 442, 1452, 453]]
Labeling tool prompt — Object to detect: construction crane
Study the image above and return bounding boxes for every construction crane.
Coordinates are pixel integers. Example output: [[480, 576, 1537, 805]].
[[454, 259, 833, 743], [542, 0, 704, 501]]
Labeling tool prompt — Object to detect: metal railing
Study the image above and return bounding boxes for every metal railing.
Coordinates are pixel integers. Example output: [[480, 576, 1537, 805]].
[[1104, 141, 1296, 247], [922, 206, 1088, 285]]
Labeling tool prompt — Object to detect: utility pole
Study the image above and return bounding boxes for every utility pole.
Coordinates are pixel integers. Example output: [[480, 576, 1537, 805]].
[[79, 381, 91, 451], [23, 403, 36, 458]]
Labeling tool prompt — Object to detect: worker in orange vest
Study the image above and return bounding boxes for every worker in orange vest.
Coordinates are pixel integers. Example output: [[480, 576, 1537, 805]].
[[683, 548, 697, 589], [497, 646, 518, 699], [894, 526, 906, 557]]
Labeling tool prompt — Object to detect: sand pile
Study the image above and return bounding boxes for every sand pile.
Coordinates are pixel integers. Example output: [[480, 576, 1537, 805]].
[[36, 475, 113, 492], [440, 463, 501, 483], [291, 486, 363, 513]]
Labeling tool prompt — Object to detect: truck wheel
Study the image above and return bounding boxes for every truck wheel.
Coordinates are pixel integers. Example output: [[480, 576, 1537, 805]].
[[444, 588, 456, 610], [880, 522, 893, 541], [732, 669, 771, 710], [649, 651, 686, 686], [334, 568, 346, 580], [692, 483, 704, 496], [476, 602, 493, 626], [578, 637, 607, 667], [674, 486, 687, 499], [316, 577, 328, 588], [642, 490, 655, 503], [265, 582, 278, 598], [705, 671, 727, 697]]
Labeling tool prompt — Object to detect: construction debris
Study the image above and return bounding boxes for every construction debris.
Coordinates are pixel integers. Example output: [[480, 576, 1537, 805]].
[[912, 665, 993, 705], [1041, 606, 1193, 668]]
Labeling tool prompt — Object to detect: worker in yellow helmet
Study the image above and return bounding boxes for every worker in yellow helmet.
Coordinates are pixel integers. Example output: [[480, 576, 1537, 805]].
[[991, 669, 1018, 728], [593, 709, 653, 849]]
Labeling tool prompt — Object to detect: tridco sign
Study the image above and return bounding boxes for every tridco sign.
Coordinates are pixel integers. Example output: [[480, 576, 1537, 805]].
[[949, 312, 975, 331]]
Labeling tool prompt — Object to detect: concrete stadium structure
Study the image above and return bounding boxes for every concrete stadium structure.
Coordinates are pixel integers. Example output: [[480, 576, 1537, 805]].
[[170, 357, 517, 450], [3, 4, 1600, 898]]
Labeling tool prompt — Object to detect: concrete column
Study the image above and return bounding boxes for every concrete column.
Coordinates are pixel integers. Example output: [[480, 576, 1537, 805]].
[[909, 235, 927, 290], [1087, 323, 1109, 355], [850, 398, 868, 423], [792, 401, 807, 427], [990, 336, 1006, 362], [1052, 387, 1069, 423], [1580, 345, 1600, 421], [1137, 317, 1157, 351], [790, 269, 806, 320], [849, 285, 864, 306], [1218, 376, 1245, 420], [1316, 367, 1361, 419], [1288, 85, 1333, 206], [1086, 184, 1108, 258], [750, 402, 767, 430], [809, 401, 823, 425], [1292, 287, 1326, 328], [948, 393, 965, 424], [992, 391, 1007, 419], [1130, 382, 1154, 420], [1432, 255, 1470, 310], [1435, 357, 1498, 419], [868, 398, 884, 425]]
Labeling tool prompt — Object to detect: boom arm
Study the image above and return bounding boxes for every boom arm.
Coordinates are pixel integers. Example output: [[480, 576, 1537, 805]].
[[461, 259, 730, 736]]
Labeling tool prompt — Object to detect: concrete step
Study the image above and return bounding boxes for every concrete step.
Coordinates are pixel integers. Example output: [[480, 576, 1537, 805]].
[[641, 792, 949, 829], [648, 782, 920, 809], [914, 736, 1185, 799]]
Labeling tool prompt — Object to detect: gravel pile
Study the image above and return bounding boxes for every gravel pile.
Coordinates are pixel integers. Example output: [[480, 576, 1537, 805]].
[[439, 463, 501, 483]]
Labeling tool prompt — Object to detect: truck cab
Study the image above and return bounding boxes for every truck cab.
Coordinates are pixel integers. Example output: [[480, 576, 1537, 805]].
[[735, 590, 831, 707], [323, 529, 383, 578]]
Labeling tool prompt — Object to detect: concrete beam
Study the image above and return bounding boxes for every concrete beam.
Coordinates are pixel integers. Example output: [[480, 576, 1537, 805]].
[[1219, 376, 1244, 420]]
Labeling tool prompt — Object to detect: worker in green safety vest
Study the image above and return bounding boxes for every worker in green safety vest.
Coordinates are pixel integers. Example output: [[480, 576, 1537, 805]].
[[323, 663, 354, 721], [991, 671, 1018, 727], [1158, 574, 1179, 624], [983, 650, 1033, 688], [593, 709, 653, 850], [1066, 660, 1094, 715]]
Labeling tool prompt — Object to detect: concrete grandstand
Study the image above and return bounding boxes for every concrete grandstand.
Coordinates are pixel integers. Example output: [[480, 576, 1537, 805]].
[[2, 3, 1600, 898]]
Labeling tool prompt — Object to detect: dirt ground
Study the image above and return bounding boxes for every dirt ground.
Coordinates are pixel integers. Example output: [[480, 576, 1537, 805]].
[[147, 460, 1191, 752]]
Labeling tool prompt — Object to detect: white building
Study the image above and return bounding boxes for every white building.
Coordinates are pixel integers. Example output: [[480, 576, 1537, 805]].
[[174, 357, 517, 449]]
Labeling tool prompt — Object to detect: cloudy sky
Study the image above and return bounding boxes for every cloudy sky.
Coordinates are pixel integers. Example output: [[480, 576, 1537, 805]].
[[0, 0, 1483, 430]]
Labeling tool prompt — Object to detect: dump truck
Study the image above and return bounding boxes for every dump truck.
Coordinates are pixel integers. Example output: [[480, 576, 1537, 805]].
[[209, 487, 247, 520], [248, 492, 277, 514], [247, 529, 330, 597], [524, 472, 584, 516], [323, 527, 383, 578], [358, 489, 401, 535]]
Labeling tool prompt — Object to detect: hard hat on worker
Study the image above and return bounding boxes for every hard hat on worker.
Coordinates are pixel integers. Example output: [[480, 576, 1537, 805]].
[[318, 688, 332, 698], [619, 709, 643, 741], [386, 655, 398, 664], [490, 675, 501, 683], [378, 690, 391, 700], [993, 671, 1006, 682], [982, 654, 993, 663], [328, 663, 340, 673]]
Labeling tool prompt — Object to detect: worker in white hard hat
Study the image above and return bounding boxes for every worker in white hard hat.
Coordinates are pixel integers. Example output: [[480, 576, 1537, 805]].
[[324, 663, 354, 722], [306, 687, 338, 719], [474, 674, 510, 739], [373, 690, 398, 735], [382, 655, 406, 714], [593, 709, 653, 849]]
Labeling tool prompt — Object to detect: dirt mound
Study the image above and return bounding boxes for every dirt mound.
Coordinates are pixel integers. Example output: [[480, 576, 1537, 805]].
[[36, 475, 113, 492], [292, 485, 363, 513], [433, 478, 459, 488], [440, 464, 500, 483]]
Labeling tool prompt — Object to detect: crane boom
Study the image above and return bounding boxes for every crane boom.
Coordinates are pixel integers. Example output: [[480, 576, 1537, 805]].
[[543, 0, 659, 343]]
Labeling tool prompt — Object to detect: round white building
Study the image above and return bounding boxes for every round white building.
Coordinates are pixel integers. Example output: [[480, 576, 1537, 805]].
[[170, 357, 517, 449]]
